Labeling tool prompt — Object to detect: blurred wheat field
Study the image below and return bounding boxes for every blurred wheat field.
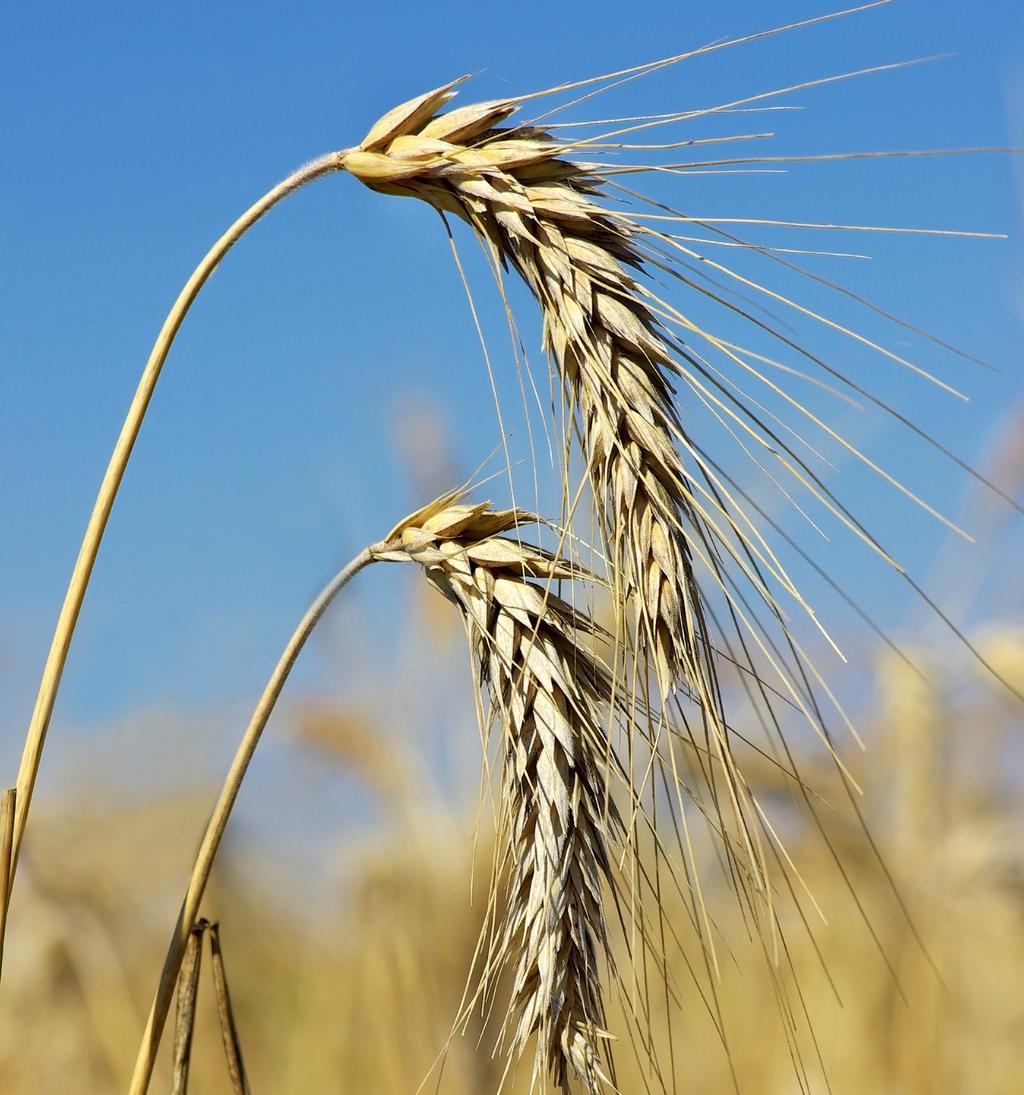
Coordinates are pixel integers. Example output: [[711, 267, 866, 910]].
[[2, 578, 1022, 1093]]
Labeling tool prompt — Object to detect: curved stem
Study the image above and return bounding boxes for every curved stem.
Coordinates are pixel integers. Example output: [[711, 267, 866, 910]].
[[128, 543, 382, 1095], [9, 150, 346, 890]]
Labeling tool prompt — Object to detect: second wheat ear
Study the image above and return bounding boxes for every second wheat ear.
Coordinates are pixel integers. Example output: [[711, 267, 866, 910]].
[[376, 496, 618, 1090]]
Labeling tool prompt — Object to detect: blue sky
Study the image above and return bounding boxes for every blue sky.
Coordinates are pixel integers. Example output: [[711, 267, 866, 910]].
[[1, 0, 1022, 777]]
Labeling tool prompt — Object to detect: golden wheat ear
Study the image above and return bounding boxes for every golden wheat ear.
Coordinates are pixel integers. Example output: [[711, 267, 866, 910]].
[[343, 89, 714, 711], [375, 497, 620, 1091]]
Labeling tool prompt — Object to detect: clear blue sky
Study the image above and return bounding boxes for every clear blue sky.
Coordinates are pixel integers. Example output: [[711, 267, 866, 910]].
[[1, 0, 1022, 769]]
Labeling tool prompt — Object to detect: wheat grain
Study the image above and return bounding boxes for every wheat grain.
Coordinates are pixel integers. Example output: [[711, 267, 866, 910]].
[[374, 494, 619, 1091]]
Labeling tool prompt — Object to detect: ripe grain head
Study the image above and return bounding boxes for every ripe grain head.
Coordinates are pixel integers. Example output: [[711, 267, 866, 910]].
[[374, 495, 621, 1090], [346, 87, 705, 707]]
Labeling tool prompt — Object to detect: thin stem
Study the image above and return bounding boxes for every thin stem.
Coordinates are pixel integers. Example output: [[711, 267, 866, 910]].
[[128, 543, 380, 1095], [170, 923, 205, 1095], [0, 788, 15, 982], [9, 150, 347, 897], [208, 921, 250, 1095]]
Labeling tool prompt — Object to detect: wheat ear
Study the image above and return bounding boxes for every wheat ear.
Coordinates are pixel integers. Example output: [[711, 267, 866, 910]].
[[375, 493, 619, 1091], [344, 86, 714, 704]]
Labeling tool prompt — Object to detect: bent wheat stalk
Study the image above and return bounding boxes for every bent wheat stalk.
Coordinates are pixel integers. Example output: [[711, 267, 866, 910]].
[[135, 493, 622, 1093], [375, 494, 620, 1091], [6, 152, 348, 914], [129, 543, 379, 1095]]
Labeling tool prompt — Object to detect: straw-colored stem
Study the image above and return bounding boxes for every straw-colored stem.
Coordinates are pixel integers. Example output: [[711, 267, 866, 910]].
[[0, 788, 15, 982], [8, 151, 346, 902], [128, 543, 380, 1095]]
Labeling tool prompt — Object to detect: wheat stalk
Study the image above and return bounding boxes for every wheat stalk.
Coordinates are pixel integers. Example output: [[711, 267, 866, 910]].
[[3, 153, 348, 922], [135, 491, 625, 1093], [375, 494, 620, 1091], [129, 544, 379, 1095]]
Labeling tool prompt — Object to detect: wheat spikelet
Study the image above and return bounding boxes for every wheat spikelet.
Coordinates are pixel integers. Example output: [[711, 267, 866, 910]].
[[345, 85, 709, 703], [373, 493, 619, 1091]]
